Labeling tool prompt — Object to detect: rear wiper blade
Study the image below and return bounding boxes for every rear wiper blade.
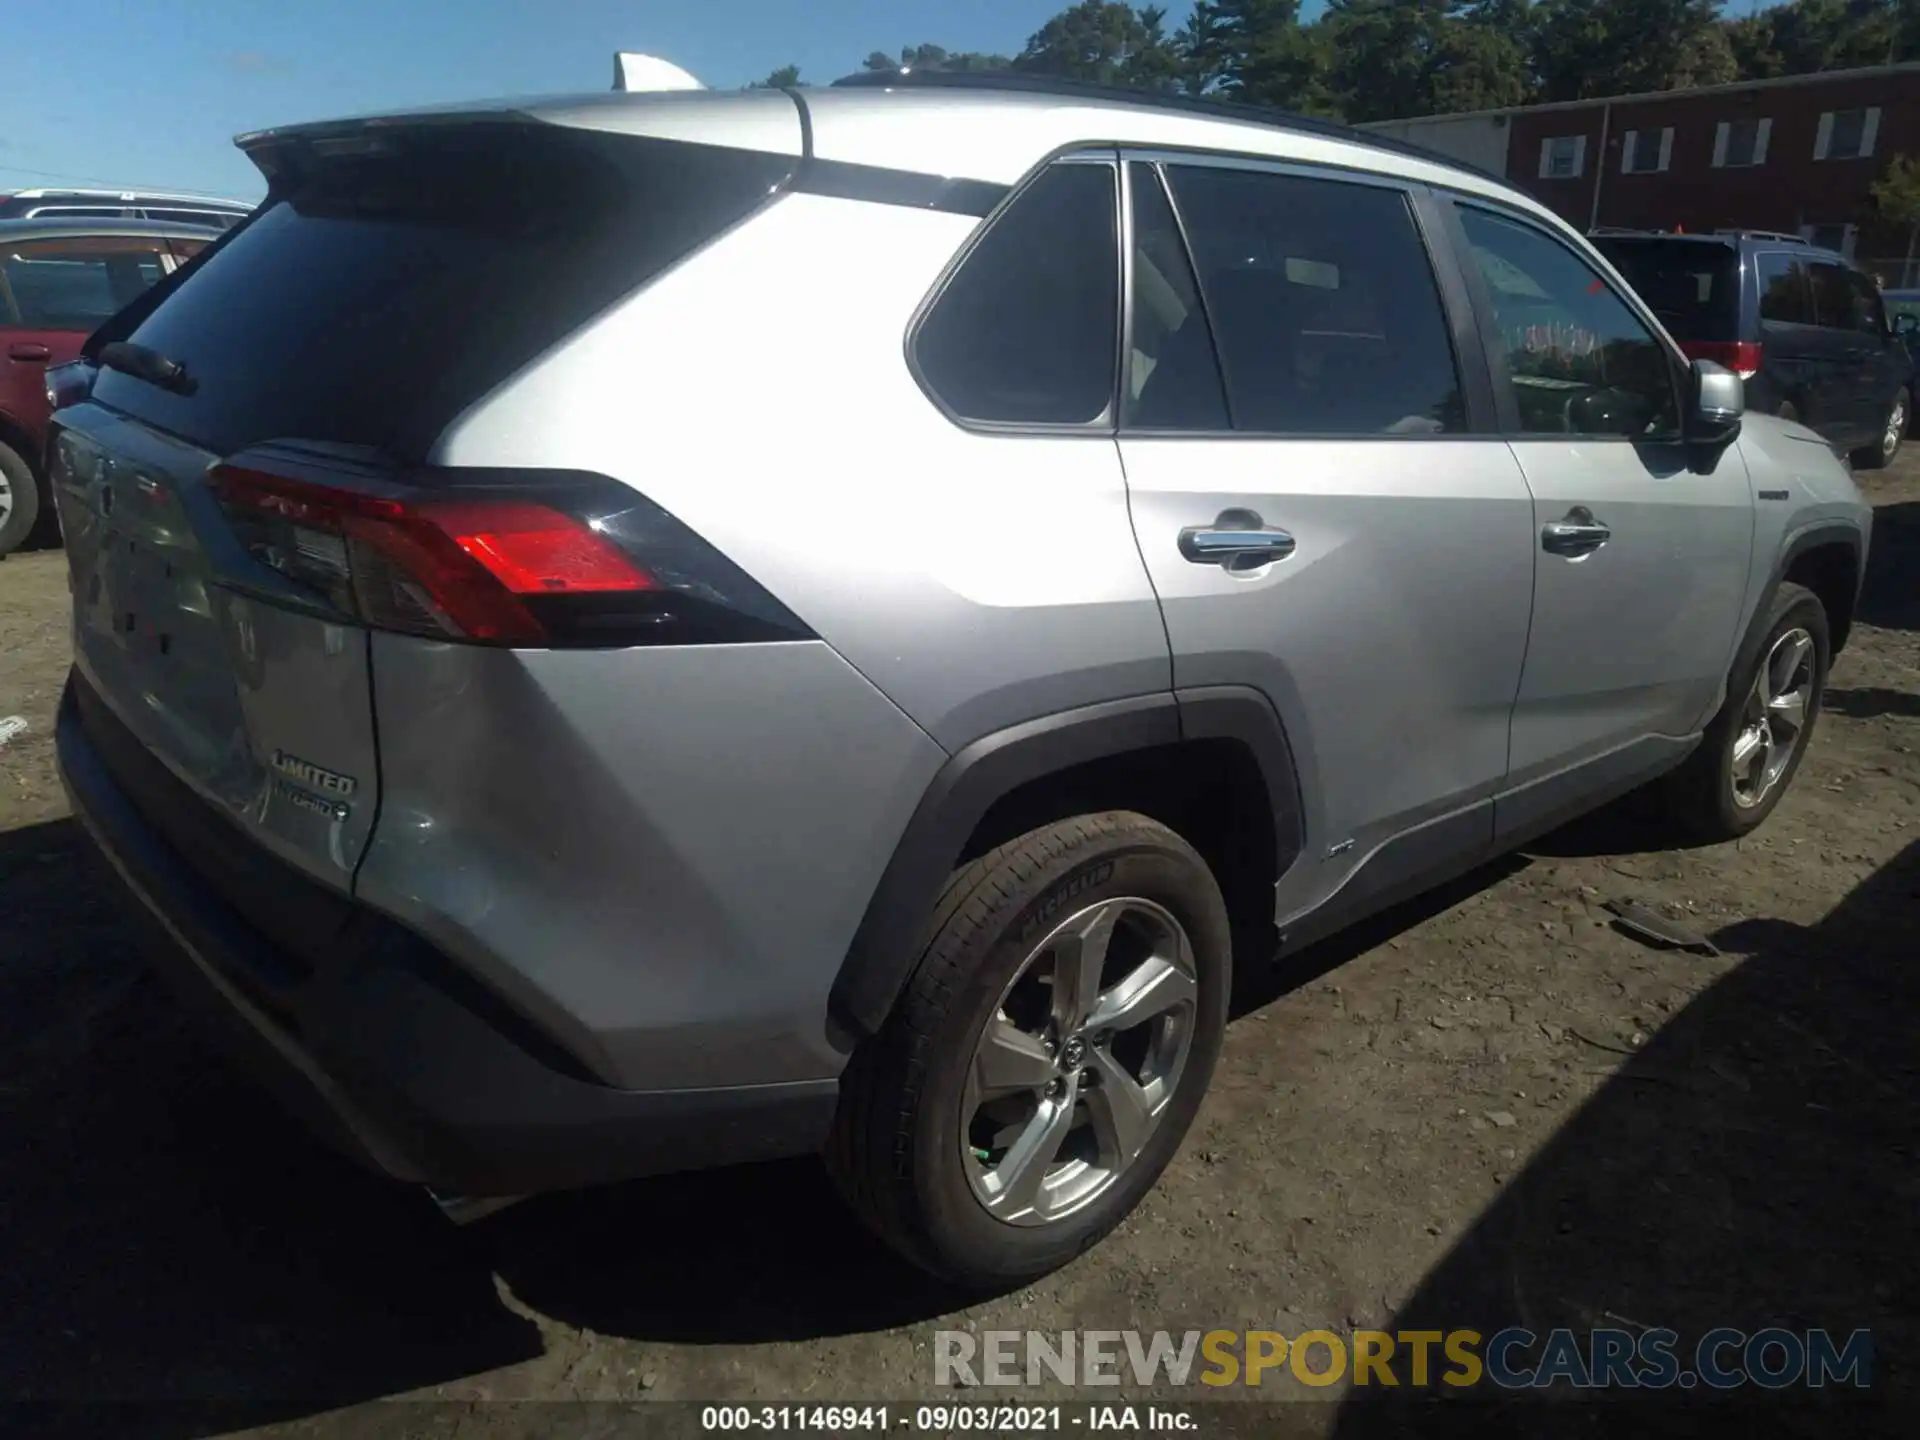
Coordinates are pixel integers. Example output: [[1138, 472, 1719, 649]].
[[97, 341, 197, 397]]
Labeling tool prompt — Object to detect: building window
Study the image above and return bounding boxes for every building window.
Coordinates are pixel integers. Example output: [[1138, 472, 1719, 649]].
[[1712, 117, 1772, 168], [1800, 223, 1858, 260], [1538, 134, 1586, 180], [1620, 128, 1674, 174], [1815, 107, 1881, 160]]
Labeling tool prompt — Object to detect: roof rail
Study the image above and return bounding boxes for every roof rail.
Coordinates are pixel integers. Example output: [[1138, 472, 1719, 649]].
[[828, 68, 1510, 186], [1712, 228, 1807, 244]]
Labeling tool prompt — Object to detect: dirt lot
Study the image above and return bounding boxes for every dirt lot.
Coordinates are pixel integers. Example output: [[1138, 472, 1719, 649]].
[[2, 462, 1916, 1437]]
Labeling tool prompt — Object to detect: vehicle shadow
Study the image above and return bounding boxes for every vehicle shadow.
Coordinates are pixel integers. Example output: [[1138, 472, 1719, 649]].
[[1331, 837, 1920, 1434], [0, 815, 970, 1433], [1857, 498, 1918, 632]]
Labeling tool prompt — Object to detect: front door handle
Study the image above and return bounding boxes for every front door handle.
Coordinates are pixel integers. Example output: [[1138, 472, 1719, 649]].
[[1179, 508, 1296, 569], [6, 342, 51, 363], [1541, 506, 1611, 557]]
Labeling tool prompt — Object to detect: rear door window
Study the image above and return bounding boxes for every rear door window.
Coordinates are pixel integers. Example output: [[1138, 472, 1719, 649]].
[[0, 236, 171, 331], [89, 127, 795, 460], [1592, 239, 1737, 342], [1808, 262, 1858, 331], [1842, 269, 1886, 334], [914, 159, 1120, 426], [1164, 164, 1465, 435], [1757, 253, 1815, 325]]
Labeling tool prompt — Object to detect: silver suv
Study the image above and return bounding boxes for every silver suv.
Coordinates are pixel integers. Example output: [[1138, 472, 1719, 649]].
[[51, 72, 1871, 1288]]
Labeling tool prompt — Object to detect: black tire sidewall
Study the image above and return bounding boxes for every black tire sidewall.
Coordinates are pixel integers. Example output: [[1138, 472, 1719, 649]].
[[0, 442, 40, 557], [910, 833, 1230, 1284], [1705, 587, 1829, 835]]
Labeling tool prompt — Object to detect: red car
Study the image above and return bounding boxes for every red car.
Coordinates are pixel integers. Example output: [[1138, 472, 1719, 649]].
[[1, 218, 216, 555]]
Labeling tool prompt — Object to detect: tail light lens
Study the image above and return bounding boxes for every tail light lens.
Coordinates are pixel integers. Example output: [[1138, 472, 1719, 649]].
[[1681, 340, 1762, 380], [208, 453, 812, 649]]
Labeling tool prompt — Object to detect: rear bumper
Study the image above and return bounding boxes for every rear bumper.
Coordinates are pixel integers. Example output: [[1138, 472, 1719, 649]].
[[56, 675, 838, 1197]]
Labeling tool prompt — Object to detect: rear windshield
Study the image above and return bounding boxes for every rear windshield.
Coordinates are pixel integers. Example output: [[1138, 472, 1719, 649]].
[[90, 124, 792, 460], [1591, 238, 1739, 342]]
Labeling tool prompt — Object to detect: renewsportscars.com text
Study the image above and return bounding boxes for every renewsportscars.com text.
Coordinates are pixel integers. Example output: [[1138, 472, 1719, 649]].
[[933, 1327, 1873, 1391]]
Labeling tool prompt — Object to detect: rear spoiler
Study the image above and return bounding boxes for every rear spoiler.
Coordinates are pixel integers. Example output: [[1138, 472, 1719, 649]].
[[613, 53, 705, 92]]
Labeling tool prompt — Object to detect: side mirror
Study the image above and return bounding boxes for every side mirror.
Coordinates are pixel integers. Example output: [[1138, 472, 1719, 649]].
[[1895, 312, 1919, 337], [1686, 358, 1743, 446]]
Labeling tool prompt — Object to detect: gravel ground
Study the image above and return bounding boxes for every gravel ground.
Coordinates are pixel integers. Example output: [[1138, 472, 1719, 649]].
[[1, 461, 1915, 1437]]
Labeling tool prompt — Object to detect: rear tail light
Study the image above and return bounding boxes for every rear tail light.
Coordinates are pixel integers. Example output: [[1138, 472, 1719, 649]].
[[208, 454, 812, 649], [1681, 340, 1762, 380]]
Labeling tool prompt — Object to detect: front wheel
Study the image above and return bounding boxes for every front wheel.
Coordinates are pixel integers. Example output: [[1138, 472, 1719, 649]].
[[1663, 581, 1829, 840], [827, 812, 1231, 1289], [1851, 387, 1908, 470]]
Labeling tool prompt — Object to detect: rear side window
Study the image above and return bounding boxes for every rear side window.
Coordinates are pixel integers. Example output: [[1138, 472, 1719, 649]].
[[915, 160, 1119, 426], [1842, 268, 1886, 334], [1165, 165, 1464, 435], [90, 127, 794, 460], [1592, 239, 1737, 342], [1758, 254, 1814, 325], [0, 236, 171, 330]]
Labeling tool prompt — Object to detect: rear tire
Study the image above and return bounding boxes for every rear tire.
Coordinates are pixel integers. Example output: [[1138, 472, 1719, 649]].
[[0, 441, 40, 558], [1850, 387, 1909, 469], [1662, 582, 1829, 841], [827, 812, 1231, 1289]]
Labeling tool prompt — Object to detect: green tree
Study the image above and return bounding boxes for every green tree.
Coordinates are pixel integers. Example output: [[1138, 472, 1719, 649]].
[[1013, 2, 1190, 89], [1321, 0, 1531, 122], [749, 64, 802, 89], [1188, 0, 1334, 112], [1528, 0, 1733, 102], [1873, 153, 1920, 286], [862, 44, 1013, 74]]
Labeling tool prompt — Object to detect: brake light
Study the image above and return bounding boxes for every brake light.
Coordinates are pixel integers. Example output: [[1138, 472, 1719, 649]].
[[1681, 340, 1762, 379], [209, 465, 652, 645], [205, 456, 813, 649]]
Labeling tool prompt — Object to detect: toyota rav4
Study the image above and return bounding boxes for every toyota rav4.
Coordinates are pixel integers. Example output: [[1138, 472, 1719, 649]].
[[51, 71, 1872, 1288]]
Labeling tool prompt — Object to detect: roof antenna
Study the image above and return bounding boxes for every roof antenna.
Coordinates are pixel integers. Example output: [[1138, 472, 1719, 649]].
[[612, 52, 706, 92]]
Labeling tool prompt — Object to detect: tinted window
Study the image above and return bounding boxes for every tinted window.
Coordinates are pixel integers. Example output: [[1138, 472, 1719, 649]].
[[1808, 261, 1861, 330], [92, 128, 794, 459], [1124, 162, 1227, 430], [1166, 166, 1464, 435], [1843, 269, 1885, 334], [1593, 238, 1737, 341], [1458, 207, 1678, 439], [1758, 253, 1814, 325], [916, 161, 1118, 426], [0, 236, 169, 331]]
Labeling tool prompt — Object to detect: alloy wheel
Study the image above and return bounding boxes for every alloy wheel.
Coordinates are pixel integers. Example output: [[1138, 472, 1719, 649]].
[[0, 469, 12, 527], [1730, 626, 1816, 809], [961, 896, 1198, 1227], [1886, 395, 1908, 459]]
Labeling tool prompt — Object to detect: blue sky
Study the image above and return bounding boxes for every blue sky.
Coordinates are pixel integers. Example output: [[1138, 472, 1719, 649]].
[[2, 0, 1221, 201]]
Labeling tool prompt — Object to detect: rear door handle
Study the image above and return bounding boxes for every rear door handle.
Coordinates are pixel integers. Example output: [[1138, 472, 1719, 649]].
[[1179, 509, 1296, 569], [1541, 506, 1611, 557], [6, 342, 51, 363]]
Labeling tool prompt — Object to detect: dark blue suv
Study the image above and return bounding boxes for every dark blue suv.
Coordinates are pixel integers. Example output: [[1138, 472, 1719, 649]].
[[1593, 229, 1913, 468]]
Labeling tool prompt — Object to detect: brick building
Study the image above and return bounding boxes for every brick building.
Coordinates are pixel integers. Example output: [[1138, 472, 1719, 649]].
[[1362, 62, 1920, 281]]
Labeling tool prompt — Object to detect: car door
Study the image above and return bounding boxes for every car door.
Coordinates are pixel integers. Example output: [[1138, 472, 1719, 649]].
[[1753, 250, 1833, 430], [1808, 258, 1880, 446], [1117, 157, 1536, 923], [0, 233, 174, 449], [1446, 200, 1753, 840], [1841, 265, 1909, 441]]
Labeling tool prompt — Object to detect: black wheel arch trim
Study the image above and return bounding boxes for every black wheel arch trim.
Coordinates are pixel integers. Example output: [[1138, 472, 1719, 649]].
[[1733, 523, 1863, 686], [827, 687, 1305, 1046]]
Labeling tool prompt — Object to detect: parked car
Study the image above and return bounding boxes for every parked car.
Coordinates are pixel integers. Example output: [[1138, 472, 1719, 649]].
[[0, 218, 217, 554], [49, 71, 1871, 1289], [0, 188, 252, 230], [1592, 229, 1913, 469]]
